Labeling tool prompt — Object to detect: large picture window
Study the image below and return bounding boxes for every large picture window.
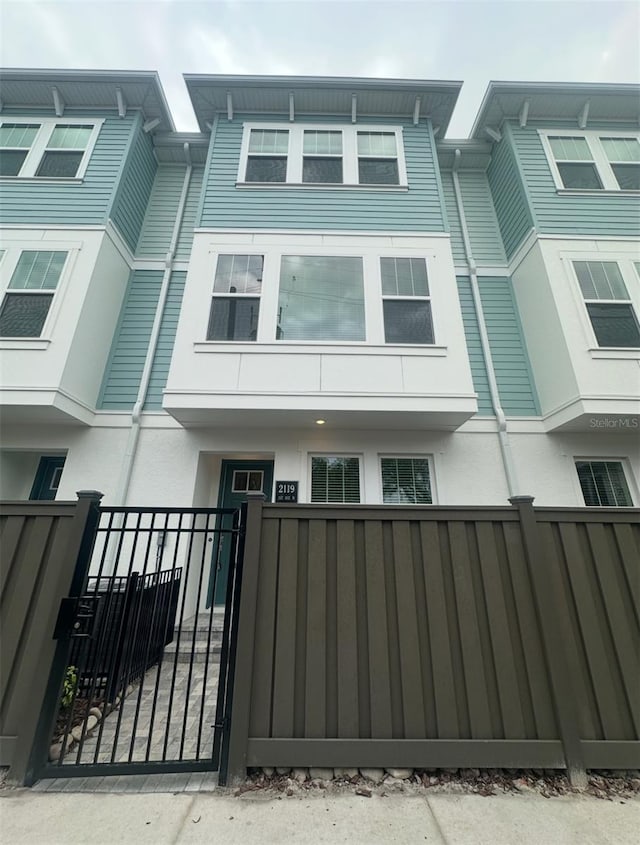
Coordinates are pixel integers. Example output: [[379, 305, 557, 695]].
[[0, 118, 102, 179], [0, 250, 68, 337], [573, 261, 640, 348], [207, 254, 263, 341], [277, 256, 365, 341]]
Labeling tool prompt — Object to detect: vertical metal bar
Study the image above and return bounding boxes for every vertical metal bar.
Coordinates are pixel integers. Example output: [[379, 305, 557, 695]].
[[196, 512, 218, 760]]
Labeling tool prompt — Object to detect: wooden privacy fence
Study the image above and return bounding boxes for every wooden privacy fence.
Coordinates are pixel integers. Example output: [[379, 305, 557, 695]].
[[226, 495, 640, 783]]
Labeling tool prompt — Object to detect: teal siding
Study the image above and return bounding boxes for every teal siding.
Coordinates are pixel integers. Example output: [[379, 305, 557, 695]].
[[0, 112, 137, 226], [110, 118, 157, 253], [508, 120, 640, 238], [457, 276, 492, 415], [98, 269, 163, 409], [487, 131, 534, 259], [200, 116, 445, 231], [176, 167, 204, 261], [457, 275, 539, 416], [479, 276, 539, 416], [145, 271, 186, 409], [441, 169, 506, 265]]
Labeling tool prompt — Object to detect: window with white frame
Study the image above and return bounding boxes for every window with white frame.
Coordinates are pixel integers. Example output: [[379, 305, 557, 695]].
[[239, 123, 407, 187], [380, 257, 434, 343], [381, 457, 433, 504], [310, 456, 361, 503], [277, 255, 365, 341], [0, 118, 102, 179], [541, 130, 640, 191], [573, 261, 640, 348], [207, 254, 263, 341], [575, 460, 633, 507], [0, 251, 68, 337]]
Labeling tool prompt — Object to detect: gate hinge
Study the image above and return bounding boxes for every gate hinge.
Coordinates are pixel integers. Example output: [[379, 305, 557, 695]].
[[213, 717, 228, 729]]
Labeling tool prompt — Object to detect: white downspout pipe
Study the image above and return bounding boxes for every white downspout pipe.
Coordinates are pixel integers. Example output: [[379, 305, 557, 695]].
[[114, 142, 193, 507], [451, 149, 521, 497]]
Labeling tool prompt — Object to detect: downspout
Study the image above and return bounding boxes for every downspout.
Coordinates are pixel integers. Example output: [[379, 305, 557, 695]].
[[114, 142, 193, 506], [451, 149, 521, 497]]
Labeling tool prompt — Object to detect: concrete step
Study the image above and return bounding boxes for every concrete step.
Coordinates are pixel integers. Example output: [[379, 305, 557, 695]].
[[163, 639, 222, 664]]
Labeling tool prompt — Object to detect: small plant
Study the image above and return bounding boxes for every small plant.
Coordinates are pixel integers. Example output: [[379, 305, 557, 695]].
[[61, 666, 78, 709]]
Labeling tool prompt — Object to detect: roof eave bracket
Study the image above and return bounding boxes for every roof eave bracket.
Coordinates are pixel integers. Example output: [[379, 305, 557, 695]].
[[116, 87, 127, 118], [52, 86, 64, 117], [351, 93, 357, 124], [289, 92, 295, 122], [519, 99, 529, 128], [484, 126, 502, 143], [226, 92, 233, 121], [413, 96, 421, 126], [143, 118, 161, 133]]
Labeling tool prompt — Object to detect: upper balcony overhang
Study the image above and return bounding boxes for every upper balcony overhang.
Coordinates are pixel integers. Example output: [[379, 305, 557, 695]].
[[544, 396, 640, 433], [0, 388, 94, 426], [0, 68, 175, 132], [471, 81, 640, 141], [184, 74, 462, 134]]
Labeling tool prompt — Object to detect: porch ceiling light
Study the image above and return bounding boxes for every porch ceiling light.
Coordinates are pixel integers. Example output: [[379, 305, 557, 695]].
[[315, 419, 326, 425]]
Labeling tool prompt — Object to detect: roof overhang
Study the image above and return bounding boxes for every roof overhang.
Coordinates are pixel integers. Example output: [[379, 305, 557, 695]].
[[471, 81, 640, 140], [151, 132, 209, 164], [184, 74, 462, 134], [436, 140, 493, 170], [0, 68, 175, 131]]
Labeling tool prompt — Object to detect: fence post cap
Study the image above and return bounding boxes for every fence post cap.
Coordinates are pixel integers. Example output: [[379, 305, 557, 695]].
[[509, 495, 535, 505], [245, 492, 267, 501], [76, 490, 104, 501]]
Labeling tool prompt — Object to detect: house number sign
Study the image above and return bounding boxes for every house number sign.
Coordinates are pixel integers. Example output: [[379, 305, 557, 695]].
[[275, 481, 298, 503]]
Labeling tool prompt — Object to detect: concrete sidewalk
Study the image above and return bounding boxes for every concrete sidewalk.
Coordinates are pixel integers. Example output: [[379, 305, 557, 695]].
[[1, 787, 638, 844]]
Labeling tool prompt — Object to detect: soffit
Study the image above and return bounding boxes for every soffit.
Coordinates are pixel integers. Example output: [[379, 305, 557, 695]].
[[184, 74, 462, 134]]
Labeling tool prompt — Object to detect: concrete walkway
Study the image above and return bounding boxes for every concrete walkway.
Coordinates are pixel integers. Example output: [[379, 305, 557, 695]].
[[1, 787, 638, 844]]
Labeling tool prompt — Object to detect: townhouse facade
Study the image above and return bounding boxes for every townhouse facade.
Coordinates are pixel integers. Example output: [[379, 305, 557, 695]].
[[1, 70, 638, 550]]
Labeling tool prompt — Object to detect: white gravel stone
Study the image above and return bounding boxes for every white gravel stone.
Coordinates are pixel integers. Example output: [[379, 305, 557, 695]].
[[293, 768, 308, 783], [275, 767, 291, 775], [86, 715, 98, 732], [309, 768, 334, 781], [70, 725, 84, 742], [360, 768, 385, 783], [334, 767, 359, 779], [262, 767, 274, 776], [89, 707, 102, 719], [48, 743, 62, 762], [386, 768, 414, 780]]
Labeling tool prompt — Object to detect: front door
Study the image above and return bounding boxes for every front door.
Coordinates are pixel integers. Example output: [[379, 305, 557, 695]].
[[207, 460, 274, 606]]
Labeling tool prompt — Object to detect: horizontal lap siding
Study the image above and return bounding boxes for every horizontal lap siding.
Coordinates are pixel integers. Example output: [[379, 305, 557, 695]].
[[510, 121, 640, 238], [250, 513, 558, 743], [441, 169, 506, 265], [200, 116, 445, 231], [111, 120, 157, 253], [136, 165, 203, 261], [487, 134, 534, 259], [144, 271, 186, 409], [456, 276, 492, 415], [98, 269, 163, 409], [478, 277, 540, 415], [175, 166, 204, 261], [0, 112, 136, 226]]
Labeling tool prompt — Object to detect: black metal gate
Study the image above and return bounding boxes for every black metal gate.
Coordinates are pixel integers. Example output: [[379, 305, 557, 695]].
[[31, 505, 246, 785]]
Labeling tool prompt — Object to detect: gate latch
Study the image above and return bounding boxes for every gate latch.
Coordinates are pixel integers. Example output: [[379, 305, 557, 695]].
[[53, 595, 101, 640]]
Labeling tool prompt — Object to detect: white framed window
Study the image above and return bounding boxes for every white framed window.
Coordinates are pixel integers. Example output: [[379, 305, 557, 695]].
[[310, 455, 361, 503], [539, 129, 640, 191], [0, 250, 68, 338], [572, 260, 640, 348], [277, 255, 365, 342], [238, 123, 407, 187], [380, 257, 434, 344], [0, 117, 103, 180], [207, 254, 263, 341], [575, 460, 634, 507], [380, 456, 433, 504]]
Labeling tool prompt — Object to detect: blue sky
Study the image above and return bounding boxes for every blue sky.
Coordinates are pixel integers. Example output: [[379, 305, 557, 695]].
[[1, 0, 638, 136]]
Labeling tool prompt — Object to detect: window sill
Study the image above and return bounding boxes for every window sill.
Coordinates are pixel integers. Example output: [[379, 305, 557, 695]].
[[556, 188, 639, 196], [0, 338, 50, 350], [589, 347, 640, 359], [0, 176, 83, 184], [193, 341, 447, 356], [235, 181, 408, 192]]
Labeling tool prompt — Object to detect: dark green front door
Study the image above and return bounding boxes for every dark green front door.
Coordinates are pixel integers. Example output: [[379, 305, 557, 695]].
[[207, 460, 274, 606]]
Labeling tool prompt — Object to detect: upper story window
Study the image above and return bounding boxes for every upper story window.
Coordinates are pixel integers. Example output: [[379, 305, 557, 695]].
[[573, 260, 640, 348], [0, 250, 68, 337], [277, 255, 365, 341], [380, 257, 434, 343], [238, 123, 407, 187], [540, 130, 640, 192], [207, 254, 263, 341], [0, 117, 103, 180]]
